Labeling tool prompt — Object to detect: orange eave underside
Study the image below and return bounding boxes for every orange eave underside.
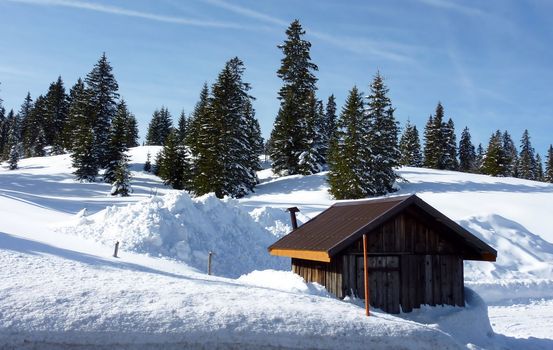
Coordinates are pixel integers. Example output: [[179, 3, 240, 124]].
[[269, 248, 331, 262]]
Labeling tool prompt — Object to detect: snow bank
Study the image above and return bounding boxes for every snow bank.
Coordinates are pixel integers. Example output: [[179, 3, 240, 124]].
[[238, 270, 330, 297], [249, 206, 309, 237], [58, 191, 287, 278], [462, 214, 553, 281]]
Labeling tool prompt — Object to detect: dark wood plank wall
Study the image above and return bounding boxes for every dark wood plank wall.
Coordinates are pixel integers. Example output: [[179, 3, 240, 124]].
[[292, 257, 344, 298], [291, 210, 467, 313]]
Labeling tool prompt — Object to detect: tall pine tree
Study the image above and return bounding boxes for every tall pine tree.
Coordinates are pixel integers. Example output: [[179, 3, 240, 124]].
[[502, 131, 518, 177], [399, 120, 423, 167], [365, 72, 399, 196], [327, 86, 370, 199], [69, 80, 98, 182], [145, 107, 173, 145], [85, 53, 120, 167], [269, 20, 320, 176], [458, 127, 476, 172], [44, 76, 68, 154], [535, 153, 544, 181], [104, 100, 131, 183], [545, 145, 553, 183], [481, 131, 507, 176], [424, 102, 448, 169], [517, 129, 537, 180]]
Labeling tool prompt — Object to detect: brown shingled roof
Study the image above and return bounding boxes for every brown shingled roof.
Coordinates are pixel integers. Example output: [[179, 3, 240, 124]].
[[268, 194, 497, 262]]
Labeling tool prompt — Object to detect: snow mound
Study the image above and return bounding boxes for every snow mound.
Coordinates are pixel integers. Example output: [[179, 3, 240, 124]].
[[57, 191, 287, 278], [237, 270, 331, 297], [249, 206, 309, 237], [461, 214, 553, 281]]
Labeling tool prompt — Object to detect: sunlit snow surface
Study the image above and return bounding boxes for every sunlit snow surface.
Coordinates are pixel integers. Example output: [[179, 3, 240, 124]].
[[1, 147, 553, 349]]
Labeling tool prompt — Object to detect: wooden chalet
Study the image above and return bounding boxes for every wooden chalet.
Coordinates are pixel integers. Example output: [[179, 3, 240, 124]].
[[268, 194, 497, 314]]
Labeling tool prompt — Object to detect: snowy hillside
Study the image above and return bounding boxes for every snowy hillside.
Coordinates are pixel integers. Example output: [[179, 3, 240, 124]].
[[1, 147, 553, 349]]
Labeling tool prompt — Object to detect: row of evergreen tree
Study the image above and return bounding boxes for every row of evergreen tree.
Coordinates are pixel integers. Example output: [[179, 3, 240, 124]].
[[2, 19, 553, 201], [397, 101, 553, 182], [0, 54, 139, 195]]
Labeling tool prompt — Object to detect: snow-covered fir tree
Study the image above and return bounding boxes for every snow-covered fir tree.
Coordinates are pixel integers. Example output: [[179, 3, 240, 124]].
[[185, 83, 209, 155], [85, 53, 120, 167], [298, 92, 325, 174], [517, 129, 537, 180], [424, 102, 448, 169], [145, 107, 173, 146], [320, 94, 338, 161], [6, 113, 21, 170], [110, 157, 131, 197], [475, 143, 485, 173], [327, 86, 370, 199], [177, 110, 188, 144], [545, 145, 553, 183], [125, 111, 140, 148], [24, 95, 48, 157], [69, 80, 98, 182], [443, 118, 458, 170], [1, 110, 20, 160], [18, 92, 33, 157], [269, 19, 321, 176], [44, 76, 68, 154], [481, 130, 507, 177], [104, 100, 131, 183], [243, 99, 264, 183], [365, 72, 399, 196], [502, 131, 518, 177], [458, 127, 476, 173], [156, 130, 191, 190], [535, 153, 544, 181], [196, 57, 261, 198], [143, 151, 152, 173], [399, 120, 423, 167]]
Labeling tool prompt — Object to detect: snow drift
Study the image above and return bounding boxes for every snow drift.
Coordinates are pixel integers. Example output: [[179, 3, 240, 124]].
[[58, 191, 287, 278]]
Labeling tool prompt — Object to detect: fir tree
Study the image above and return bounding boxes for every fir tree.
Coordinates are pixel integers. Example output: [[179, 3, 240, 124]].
[[323, 94, 337, 142], [269, 19, 320, 176], [517, 129, 537, 180], [535, 153, 544, 181], [365, 72, 399, 196], [44, 76, 68, 154], [6, 113, 20, 170], [328, 86, 369, 199], [177, 110, 188, 144], [144, 151, 152, 172], [25, 95, 48, 157], [502, 131, 518, 177], [424, 102, 448, 169], [545, 145, 553, 183], [185, 83, 209, 154], [475, 143, 485, 173], [125, 111, 139, 148], [481, 131, 507, 176], [146, 107, 173, 145], [298, 92, 325, 174], [70, 81, 98, 182], [443, 118, 458, 170], [18, 92, 33, 157], [85, 53, 120, 167], [194, 57, 260, 198], [110, 157, 131, 196], [399, 120, 423, 167], [157, 130, 191, 190], [458, 127, 476, 172], [104, 100, 130, 183], [2, 110, 20, 160]]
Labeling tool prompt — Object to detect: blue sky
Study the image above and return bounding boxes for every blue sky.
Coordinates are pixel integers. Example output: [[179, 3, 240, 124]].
[[1, 0, 552, 155]]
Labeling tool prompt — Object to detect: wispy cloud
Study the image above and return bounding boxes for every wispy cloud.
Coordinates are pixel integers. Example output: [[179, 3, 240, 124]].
[[203, 0, 417, 62], [417, 0, 485, 17], [6, 0, 246, 29], [0, 65, 34, 78]]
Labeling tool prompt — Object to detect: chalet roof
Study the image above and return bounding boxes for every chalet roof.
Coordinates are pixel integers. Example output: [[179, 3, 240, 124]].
[[268, 194, 497, 262]]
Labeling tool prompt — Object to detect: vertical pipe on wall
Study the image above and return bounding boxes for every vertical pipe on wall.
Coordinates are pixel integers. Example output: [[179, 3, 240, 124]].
[[363, 234, 370, 316]]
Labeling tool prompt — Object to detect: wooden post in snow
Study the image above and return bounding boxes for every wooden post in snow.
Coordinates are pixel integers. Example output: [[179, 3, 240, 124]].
[[363, 234, 370, 316], [113, 241, 120, 258], [207, 251, 213, 275]]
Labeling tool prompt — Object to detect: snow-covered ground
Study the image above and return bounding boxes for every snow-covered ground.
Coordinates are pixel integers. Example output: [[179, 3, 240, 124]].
[[1, 147, 552, 349]]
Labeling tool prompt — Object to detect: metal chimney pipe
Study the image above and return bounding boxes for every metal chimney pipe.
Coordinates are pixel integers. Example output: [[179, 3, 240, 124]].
[[286, 207, 300, 230]]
